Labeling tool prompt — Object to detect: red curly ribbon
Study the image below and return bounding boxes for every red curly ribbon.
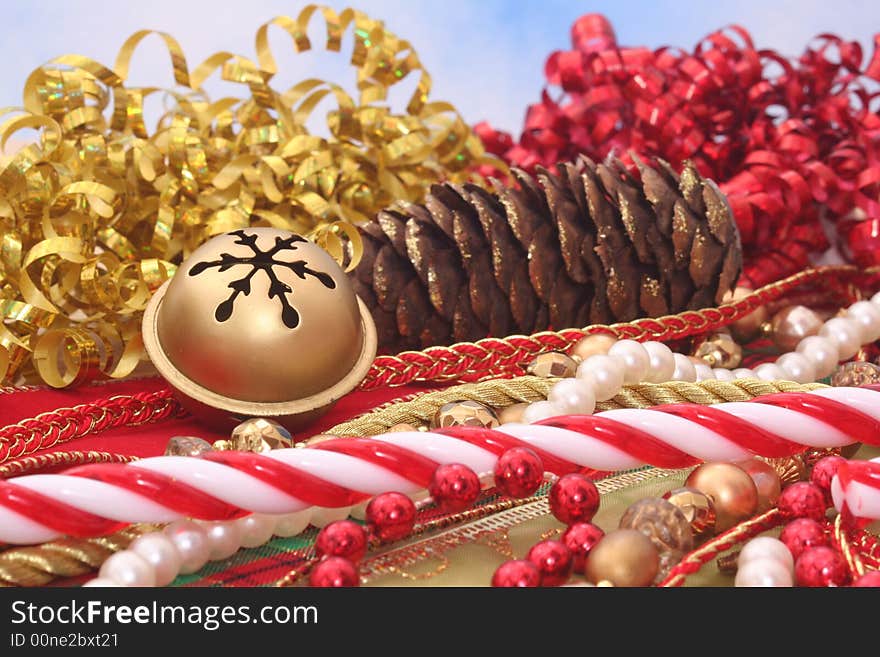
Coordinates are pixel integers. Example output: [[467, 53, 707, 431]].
[[477, 14, 880, 286]]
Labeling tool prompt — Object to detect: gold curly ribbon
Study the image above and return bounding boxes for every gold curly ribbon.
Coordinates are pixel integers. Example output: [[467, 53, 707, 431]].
[[0, 4, 499, 387], [326, 378, 827, 437]]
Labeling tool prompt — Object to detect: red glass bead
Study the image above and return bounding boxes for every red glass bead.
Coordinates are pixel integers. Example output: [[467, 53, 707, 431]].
[[494, 447, 544, 498], [309, 557, 360, 587], [794, 546, 851, 587], [365, 492, 417, 543], [526, 539, 573, 587], [562, 522, 605, 573], [548, 473, 600, 525], [810, 455, 846, 503], [777, 482, 827, 521], [428, 463, 481, 512], [314, 520, 368, 562], [853, 571, 880, 587], [779, 518, 828, 560], [491, 559, 542, 587]]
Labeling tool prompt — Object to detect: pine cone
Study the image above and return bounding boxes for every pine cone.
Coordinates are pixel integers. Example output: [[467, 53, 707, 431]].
[[352, 155, 741, 352]]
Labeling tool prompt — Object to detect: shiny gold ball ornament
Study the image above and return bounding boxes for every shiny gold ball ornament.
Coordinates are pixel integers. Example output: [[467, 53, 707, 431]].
[[431, 401, 500, 429], [736, 457, 782, 512], [662, 488, 716, 540], [618, 497, 694, 581], [143, 228, 377, 430], [692, 332, 742, 368], [584, 529, 660, 587], [723, 286, 768, 342], [685, 462, 759, 533], [769, 305, 823, 351], [526, 352, 578, 378], [569, 334, 617, 362], [228, 418, 292, 452]]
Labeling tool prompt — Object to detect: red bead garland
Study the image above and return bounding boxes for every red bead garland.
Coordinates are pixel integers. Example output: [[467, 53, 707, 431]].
[[491, 559, 543, 588], [428, 463, 481, 512], [779, 518, 829, 561], [810, 456, 846, 503], [309, 557, 360, 588], [794, 546, 851, 587], [493, 447, 544, 499], [365, 492, 417, 543], [526, 540, 573, 587], [548, 474, 600, 525], [562, 522, 605, 573], [777, 482, 827, 521], [314, 520, 369, 563]]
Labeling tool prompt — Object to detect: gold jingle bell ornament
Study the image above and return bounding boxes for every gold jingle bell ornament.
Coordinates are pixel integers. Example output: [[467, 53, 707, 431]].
[[143, 228, 377, 430]]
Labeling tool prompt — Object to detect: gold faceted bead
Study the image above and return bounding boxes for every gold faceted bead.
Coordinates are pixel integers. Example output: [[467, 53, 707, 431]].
[[230, 417, 293, 452], [496, 402, 529, 425], [212, 439, 232, 451], [569, 334, 617, 362], [526, 351, 578, 378], [431, 400, 499, 429], [831, 361, 880, 387], [662, 487, 716, 541], [692, 332, 742, 368], [164, 436, 214, 457]]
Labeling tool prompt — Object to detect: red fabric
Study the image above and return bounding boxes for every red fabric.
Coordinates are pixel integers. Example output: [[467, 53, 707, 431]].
[[0, 378, 443, 464]]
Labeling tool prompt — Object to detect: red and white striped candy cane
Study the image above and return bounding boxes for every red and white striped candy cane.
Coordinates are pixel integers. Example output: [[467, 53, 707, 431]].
[[2, 386, 879, 545], [831, 457, 880, 521]]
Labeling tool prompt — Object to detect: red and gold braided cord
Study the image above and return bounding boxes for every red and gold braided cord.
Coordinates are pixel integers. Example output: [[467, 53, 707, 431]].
[[0, 451, 137, 479], [658, 508, 784, 587], [361, 265, 875, 389], [0, 390, 181, 464]]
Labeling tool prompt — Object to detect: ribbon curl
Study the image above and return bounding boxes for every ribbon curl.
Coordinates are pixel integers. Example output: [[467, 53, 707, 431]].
[[475, 14, 880, 288], [0, 5, 498, 387]]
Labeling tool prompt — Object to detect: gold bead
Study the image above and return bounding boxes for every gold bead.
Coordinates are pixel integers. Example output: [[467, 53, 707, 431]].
[[496, 402, 529, 425], [584, 529, 660, 587], [569, 334, 617, 362], [831, 361, 880, 387], [736, 457, 782, 512], [684, 462, 759, 533], [164, 436, 214, 457], [692, 332, 742, 368], [769, 305, 822, 351], [302, 433, 338, 446], [662, 487, 716, 541], [212, 439, 231, 451], [387, 423, 419, 433], [229, 417, 293, 452], [618, 498, 693, 581], [724, 286, 769, 342], [526, 352, 578, 378], [431, 401, 499, 429]]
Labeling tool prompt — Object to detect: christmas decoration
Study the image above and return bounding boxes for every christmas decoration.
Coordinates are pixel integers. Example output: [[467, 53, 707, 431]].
[[309, 557, 360, 588], [779, 518, 829, 560], [314, 521, 368, 562], [493, 447, 545, 499], [365, 493, 417, 543], [777, 482, 828, 521], [794, 546, 851, 587], [561, 523, 604, 573], [491, 559, 542, 588], [548, 474, 600, 524], [476, 14, 880, 286], [2, 387, 878, 545], [526, 540, 573, 587], [583, 529, 659, 586], [0, 4, 493, 388], [142, 228, 377, 430], [353, 156, 741, 350]]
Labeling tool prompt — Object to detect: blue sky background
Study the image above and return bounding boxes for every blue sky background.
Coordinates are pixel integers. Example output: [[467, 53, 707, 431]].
[[1, 0, 878, 140]]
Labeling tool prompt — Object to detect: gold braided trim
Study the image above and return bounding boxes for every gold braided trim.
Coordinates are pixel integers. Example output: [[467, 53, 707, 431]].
[[327, 377, 828, 437], [0, 525, 157, 587]]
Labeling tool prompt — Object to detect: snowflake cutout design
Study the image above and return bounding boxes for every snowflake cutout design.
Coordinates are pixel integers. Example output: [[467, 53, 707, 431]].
[[188, 230, 336, 329]]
